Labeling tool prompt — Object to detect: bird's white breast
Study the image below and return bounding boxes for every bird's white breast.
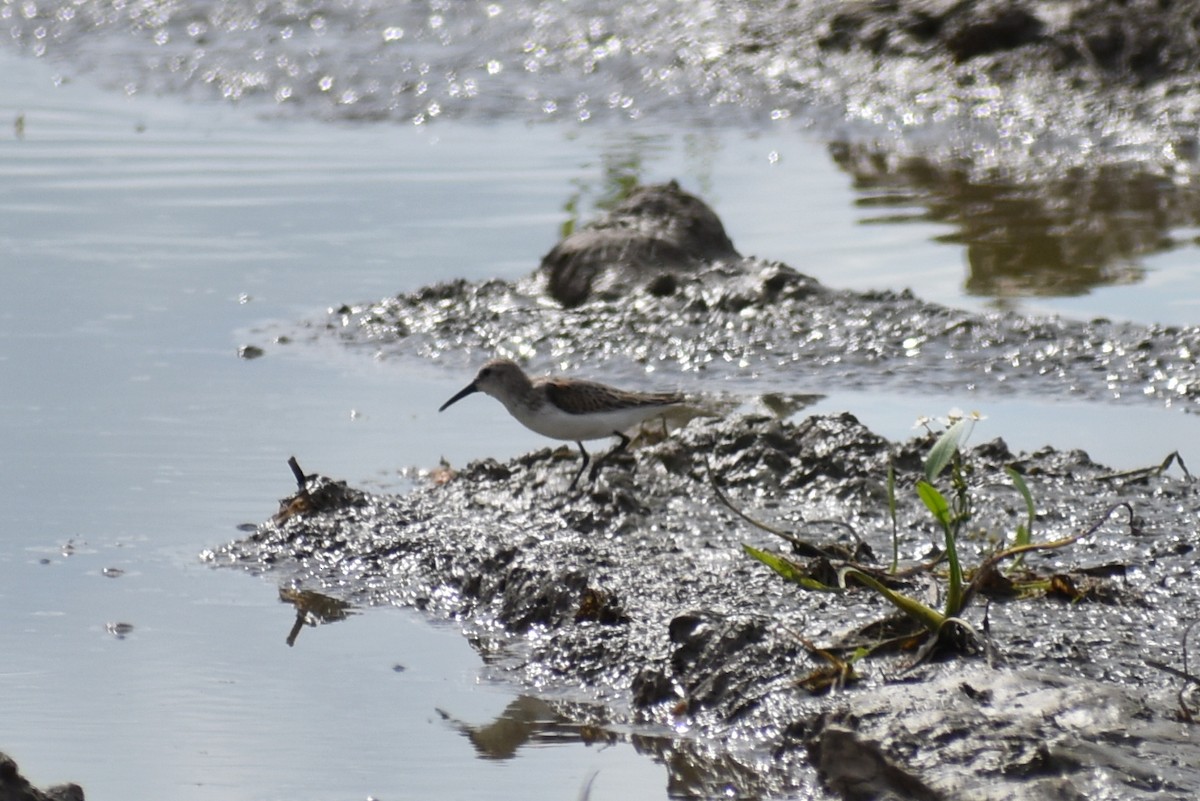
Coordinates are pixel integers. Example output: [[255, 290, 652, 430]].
[[509, 401, 670, 442]]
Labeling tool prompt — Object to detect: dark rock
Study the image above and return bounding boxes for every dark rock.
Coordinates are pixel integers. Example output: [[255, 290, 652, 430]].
[[0, 752, 84, 801], [540, 180, 741, 307]]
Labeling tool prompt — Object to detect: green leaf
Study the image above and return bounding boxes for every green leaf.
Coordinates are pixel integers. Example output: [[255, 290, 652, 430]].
[[916, 480, 953, 530], [743, 544, 836, 592], [1004, 465, 1036, 572], [924, 418, 968, 482], [916, 480, 964, 616], [887, 460, 897, 520], [1004, 465, 1035, 545], [839, 567, 946, 633], [887, 459, 898, 574]]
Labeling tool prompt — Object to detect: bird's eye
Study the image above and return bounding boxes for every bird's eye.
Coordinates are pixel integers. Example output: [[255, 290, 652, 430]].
[[480, 368, 491, 378]]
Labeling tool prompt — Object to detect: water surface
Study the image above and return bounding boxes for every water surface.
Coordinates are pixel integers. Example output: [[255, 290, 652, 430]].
[[2, 27, 1198, 801]]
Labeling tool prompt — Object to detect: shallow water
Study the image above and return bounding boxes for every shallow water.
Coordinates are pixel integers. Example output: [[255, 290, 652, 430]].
[[0, 48, 681, 799], [1, 22, 1199, 801]]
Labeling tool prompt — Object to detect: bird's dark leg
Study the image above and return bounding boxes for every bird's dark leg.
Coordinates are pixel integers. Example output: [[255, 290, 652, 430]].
[[568, 440, 590, 492], [589, 431, 632, 482]]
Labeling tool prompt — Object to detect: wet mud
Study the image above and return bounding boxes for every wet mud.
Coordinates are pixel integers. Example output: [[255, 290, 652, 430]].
[[277, 182, 1200, 411], [212, 411, 1199, 798], [215, 181, 1200, 798], [15, 0, 1200, 173], [10, 1, 1200, 796], [819, 0, 1200, 89]]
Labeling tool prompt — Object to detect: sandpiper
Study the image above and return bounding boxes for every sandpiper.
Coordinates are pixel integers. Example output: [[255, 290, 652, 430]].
[[439, 358, 685, 491]]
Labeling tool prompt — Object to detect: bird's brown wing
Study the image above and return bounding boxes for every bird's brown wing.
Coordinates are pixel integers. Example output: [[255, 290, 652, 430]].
[[543, 378, 681, 416]]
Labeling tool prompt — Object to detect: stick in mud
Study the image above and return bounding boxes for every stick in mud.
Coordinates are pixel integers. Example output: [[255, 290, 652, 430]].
[[1099, 450, 1193, 482], [1145, 619, 1200, 722], [287, 455, 310, 495]]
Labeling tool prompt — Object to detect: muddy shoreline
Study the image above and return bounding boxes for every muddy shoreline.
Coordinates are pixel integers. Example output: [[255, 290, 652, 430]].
[[211, 410, 1199, 798], [15, 0, 1200, 176], [215, 185, 1200, 798], [268, 181, 1200, 413], [9, 1, 1200, 796]]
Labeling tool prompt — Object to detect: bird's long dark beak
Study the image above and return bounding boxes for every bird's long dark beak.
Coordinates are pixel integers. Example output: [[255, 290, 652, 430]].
[[439, 382, 479, 412]]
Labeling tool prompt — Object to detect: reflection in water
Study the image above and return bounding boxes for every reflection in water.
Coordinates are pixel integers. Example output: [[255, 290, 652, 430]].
[[629, 734, 798, 800], [558, 135, 654, 241], [758, 393, 824, 420], [830, 142, 1200, 300], [439, 697, 807, 797], [279, 587, 356, 647], [437, 696, 616, 761], [556, 132, 723, 241]]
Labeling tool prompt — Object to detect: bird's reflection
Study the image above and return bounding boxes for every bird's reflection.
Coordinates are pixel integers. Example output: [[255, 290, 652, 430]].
[[438, 696, 788, 797], [278, 587, 356, 647], [437, 696, 615, 760], [758, 392, 823, 420]]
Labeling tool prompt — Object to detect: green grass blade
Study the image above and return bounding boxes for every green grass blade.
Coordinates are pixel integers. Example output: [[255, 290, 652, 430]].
[[743, 544, 837, 592], [1003, 465, 1036, 572], [839, 567, 946, 633], [916, 479, 964, 616], [1004, 466, 1035, 547], [916, 479, 952, 529], [887, 459, 899, 573], [924, 418, 967, 482]]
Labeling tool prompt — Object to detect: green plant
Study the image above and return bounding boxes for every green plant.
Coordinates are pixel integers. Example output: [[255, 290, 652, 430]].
[[1004, 465, 1036, 568], [843, 414, 978, 642], [722, 412, 1137, 661], [886, 459, 898, 574]]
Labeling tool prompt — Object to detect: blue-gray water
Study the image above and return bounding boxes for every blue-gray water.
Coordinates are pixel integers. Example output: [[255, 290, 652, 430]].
[[1, 22, 1198, 801]]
